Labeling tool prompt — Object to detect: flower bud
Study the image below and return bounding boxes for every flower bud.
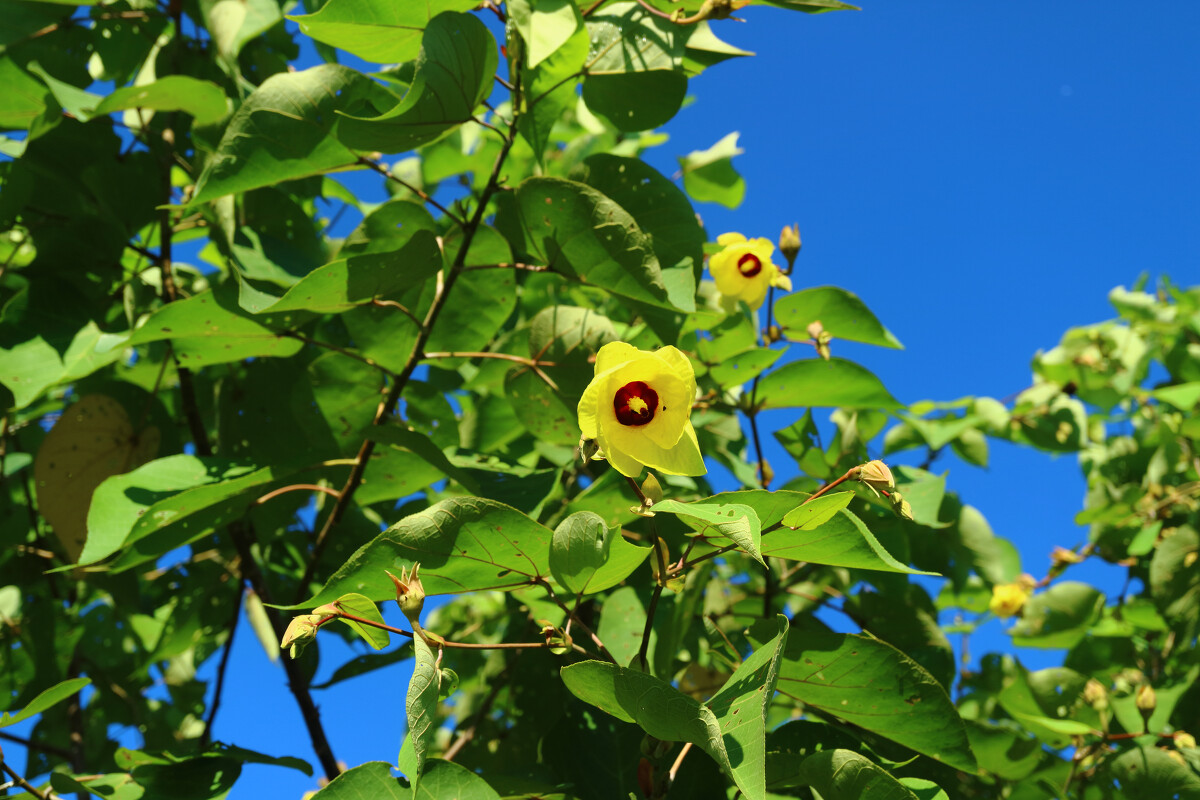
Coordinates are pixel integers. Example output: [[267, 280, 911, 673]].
[[280, 614, 325, 659], [1177, 732, 1196, 750], [1083, 679, 1108, 710], [386, 564, 426, 623], [989, 582, 1030, 618], [1050, 546, 1083, 567], [859, 460, 896, 495], [1137, 684, 1157, 724], [889, 491, 914, 522], [779, 224, 801, 269]]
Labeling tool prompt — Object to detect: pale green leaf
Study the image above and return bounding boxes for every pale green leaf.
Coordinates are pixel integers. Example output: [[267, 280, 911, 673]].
[[93, 76, 228, 126], [0, 677, 90, 729], [678, 132, 745, 208], [288, 0, 477, 64], [407, 635, 439, 791], [780, 491, 854, 530], [758, 357, 902, 410], [775, 286, 902, 349]]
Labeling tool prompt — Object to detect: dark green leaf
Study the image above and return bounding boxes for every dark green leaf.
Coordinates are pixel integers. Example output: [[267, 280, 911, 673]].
[[549, 511, 651, 596], [517, 176, 691, 311], [310, 761, 407, 798], [407, 635, 439, 791], [763, 630, 975, 771], [301, 497, 553, 607], [582, 71, 687, 132], [793, 750, 917, 800], [337, 13, 498, 153], [191, 65, 393, 205]]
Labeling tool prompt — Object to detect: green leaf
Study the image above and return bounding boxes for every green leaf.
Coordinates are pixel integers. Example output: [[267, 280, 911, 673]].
[[758, 358, 902, 410], [762, 0, 860, 10], [310, 761, 407, 798], [123, 283, 307, 366], [779, 491, 854, 530], [775, 286, 902, 349], [582, 71, 687, 132], [510, 0, 582, 68], [651, 499, 765, 567], [327, 593, 390, 650], [337, 13, 498, 154], [1150, 525, 1200, 637], [131, 756, 242, 800], [1009, 581, 1105, 649], [517, 176, 691, 312], [199, 0, 282, 63], [505, 369, 585, 447], [995, 665, 1102, 749], [0, 58, 52, 131], [288, 0, 477, 64], [963, 721, 1042, 781], [762, 509, 935, 575], [1152, 381, 1200, 410], [597, 586, 648, 667], [1105, 744, 1200, 798], [301, 497, 553, 607], [415, 760, 502, 799], [407, 635, 439, 792], [240, 231, 441, 315], [0, 335, 63, 409], [707, 347, 785, 389], [81, 455, 274, 566], [518, 22, 588, 162], [678, 132, 745, 209], [571, 154, 704, 275], [560, 660, 735, 780], [430, 227, 519, 353], [191, 65, 393, 205], [764, 630, 975, 771], [93, 76, 228, 126], [26, 62, 103, 122], [549, 511, 652, 596], [584, 1, 684, 73], [0, 677, 89, 728], [366, 426, 481, 494], [205, 743, 313, 776], [707, 616, 789, 800], [793, 750, 918, 800]]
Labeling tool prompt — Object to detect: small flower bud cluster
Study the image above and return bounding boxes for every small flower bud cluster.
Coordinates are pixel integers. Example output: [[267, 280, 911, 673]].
[[386, 563, 426, 624]]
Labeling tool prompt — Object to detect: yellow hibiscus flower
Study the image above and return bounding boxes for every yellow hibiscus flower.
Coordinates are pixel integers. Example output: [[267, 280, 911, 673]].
[[708, 232, 793, 310], [577, 342, 707, 478], [989, 581, 1032, 618]]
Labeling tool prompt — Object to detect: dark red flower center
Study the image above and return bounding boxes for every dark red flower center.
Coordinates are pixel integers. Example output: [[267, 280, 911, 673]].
[[613, 381, 659, 426], [737, 253, 762, 277]]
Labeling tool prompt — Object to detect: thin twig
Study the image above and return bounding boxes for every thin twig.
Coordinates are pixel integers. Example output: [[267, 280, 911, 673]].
[[279, 331, 396, 377], [668, 742, 694, 782], [297, 111, 523, 601], [254, 483, 342, 507], [201, 585, 244, 745], [0, 747, 53, 799], [424, 351, 556, 367], [356, 156, 465, 227], [0, 732, 71, 760]]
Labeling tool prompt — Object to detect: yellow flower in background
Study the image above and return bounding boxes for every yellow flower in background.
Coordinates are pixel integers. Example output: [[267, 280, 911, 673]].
[[989, 582, 1031, 618], [578, 342, 706, 478], [708, 232, 793, 310]]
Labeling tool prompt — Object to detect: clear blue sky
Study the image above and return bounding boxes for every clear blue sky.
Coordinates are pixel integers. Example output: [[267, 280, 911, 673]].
[[16, 3, 1200, 795]]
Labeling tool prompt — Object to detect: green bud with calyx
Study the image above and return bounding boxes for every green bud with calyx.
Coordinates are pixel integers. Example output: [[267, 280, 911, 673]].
[[386, 563, 425, 623], [540, 623, 572, 656], [779, 223, 801, 271], [1137, 684, 1157, 729], [890, 491, 914, 522], [858, 459, 895, 497], [641, 472, 664, 506], [280, 613, 327, 659]]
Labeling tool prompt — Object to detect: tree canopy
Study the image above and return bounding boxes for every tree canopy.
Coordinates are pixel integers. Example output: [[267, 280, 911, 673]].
[[1, 1, 1198, 798]]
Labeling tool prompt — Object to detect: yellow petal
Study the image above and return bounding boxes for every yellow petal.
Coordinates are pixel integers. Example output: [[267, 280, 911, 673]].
[[577, 371, 607, 440], [716, 232, 747, 246], [652, 346, 698, 401], [594, 341, 642, 375], [597, 426, 644, 478], [771, 270, 793, 292]]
